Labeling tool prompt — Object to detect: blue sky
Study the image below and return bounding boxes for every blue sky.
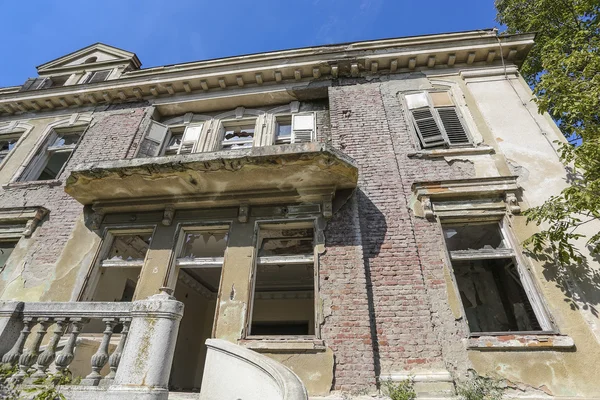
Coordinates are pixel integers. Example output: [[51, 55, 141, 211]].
[[0, 0, 500, 87]]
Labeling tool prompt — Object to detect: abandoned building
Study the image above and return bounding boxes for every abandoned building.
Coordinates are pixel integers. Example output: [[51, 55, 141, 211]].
[[0, 28, 599, 399]]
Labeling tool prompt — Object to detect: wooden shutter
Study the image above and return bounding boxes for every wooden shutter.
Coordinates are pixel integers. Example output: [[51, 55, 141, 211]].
[[179, 124, 202, 154], [437, 107, 470, 145], [411, 108, 445, 148], [137, 121, 169, 158], [19, 78, 48, 92], [291, 113, 315, 143]]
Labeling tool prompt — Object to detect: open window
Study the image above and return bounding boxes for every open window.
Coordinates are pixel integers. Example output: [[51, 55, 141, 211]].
[[405, 91, 471, 149], [274, 113, 315, 145], [220, 119, 256, 150], [81, 69, 112, 84], [442, 222, 551, 334], [249, 222, 316, 337], [84, 231, 152, 302], [0, 131, 23, 164], [137, 122, 204, 157], [19, 126, 85, 181]]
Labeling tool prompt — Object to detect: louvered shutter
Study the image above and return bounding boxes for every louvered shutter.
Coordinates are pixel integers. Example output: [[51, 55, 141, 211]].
[[137, 121, 169, 158], [179, 124, 202, 154], [19, 78, 48, 92], [437, 107, 470, 145], [411, 108, 445, 148], [291, 113, 315, 143]]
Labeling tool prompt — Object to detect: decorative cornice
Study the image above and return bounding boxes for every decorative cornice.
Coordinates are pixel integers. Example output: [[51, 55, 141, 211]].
[[0, 206, 49, 238], [0, 31, 534, 117]]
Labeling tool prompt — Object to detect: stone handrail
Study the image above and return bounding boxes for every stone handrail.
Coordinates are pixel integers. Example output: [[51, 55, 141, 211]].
[[0, 300, 133, 385], [199, 338, 308, 400]]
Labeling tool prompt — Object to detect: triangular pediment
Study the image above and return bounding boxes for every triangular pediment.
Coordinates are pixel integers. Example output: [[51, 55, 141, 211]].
[[37, 43, 141, 72]]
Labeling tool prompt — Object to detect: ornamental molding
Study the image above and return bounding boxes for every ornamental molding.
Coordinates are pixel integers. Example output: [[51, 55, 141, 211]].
[[412, 176, 521, 221], [0, 206, 49, 239]]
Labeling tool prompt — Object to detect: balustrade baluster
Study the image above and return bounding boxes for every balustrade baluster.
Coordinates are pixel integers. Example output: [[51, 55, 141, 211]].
[[1, 317, 36, 366], [55, 318, 87, 374], [83, 318, 116, 385], [31, 318, 66, 379], [14, 318, 51, 381], [105, 319, 130, 382]]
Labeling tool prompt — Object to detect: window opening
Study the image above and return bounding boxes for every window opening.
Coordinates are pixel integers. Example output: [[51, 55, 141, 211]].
[[275, 116, 293, 144], [221, 119, 256, 150], [250, 223, 315, 336], [164, 127, 185, 155], [443, 223, 544, 333], [84, 70, 111, 84], [405, 91, 471, 149], [0, 132, 23, 163], [0, 241, 17, 269], [20, 126, 84, 181]]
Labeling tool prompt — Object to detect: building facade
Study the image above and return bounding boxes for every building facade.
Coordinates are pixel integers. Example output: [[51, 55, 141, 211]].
[[0, 30, 599, 399]]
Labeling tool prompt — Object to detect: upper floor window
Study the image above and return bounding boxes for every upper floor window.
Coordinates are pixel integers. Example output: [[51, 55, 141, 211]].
[[81, 70, 112, 84], [274, 113, 315, 145], [0, 131, 23, 163], [442, 222, 551, 334], [405, 91, 471, 149], [221, 118, 256, 150], [137, 122, 203, 158], [19, 126, 85, 181], [19, 75, 70, 92]]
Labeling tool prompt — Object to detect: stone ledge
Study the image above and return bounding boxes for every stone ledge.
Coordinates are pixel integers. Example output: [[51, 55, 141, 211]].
[[2, 179, 62, 190], [240, 338, 327, 352], [407, 145, 494, 159], [467, 334, 575, 350]]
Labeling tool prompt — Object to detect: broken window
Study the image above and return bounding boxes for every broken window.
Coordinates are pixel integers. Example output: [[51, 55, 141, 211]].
[[405, 91, 471, 149], [250, 223, 316, 337], [220, 119, 256, 150], [19, 126, 85, 181], [137, 122, 203, 158], [176, 227, 229, 293], [443, 223, 548, 334], [0, 131, 23, 164], [0, 241, 17, 269], [88, 232, 153, 302], [274, 113, 315, 145], [82, 69, 112, 84]]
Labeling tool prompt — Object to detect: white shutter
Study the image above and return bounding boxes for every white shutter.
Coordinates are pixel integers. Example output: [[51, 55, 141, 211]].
[[291, 113, 315, 144], [179, 124, 203, 154], [137, 121, 169, 158]]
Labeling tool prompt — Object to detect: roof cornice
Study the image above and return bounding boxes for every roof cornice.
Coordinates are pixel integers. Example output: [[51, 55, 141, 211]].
[[0, 31, 535, 117]]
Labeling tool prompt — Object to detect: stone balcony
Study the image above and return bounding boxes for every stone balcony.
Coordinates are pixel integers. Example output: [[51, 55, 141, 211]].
[[64, 143, 358, 214]]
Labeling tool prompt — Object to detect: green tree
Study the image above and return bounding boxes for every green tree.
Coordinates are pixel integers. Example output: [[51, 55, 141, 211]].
[[495, 0, 600, 267]]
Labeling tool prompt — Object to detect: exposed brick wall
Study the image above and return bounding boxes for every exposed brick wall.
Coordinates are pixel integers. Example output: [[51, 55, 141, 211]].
[[320, 80, 475, 390], [0, 104, 150, 298]]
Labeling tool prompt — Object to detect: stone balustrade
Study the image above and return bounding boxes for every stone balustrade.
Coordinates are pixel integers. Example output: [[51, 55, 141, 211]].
[[0, 291, 184, 400]]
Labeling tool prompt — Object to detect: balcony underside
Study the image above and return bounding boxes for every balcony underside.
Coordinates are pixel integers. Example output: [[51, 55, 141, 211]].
[[65, 143, 358, 209]]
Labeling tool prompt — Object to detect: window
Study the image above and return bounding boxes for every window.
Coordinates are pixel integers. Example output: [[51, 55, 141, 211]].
[[249, 222, 316, 337], [274, 113, 315, 145], [19, 126, 84, 181], [176, 227, 229, 294], [0, 241, 17, 270], [82, 70, 111, 84], [19, 76, 70, 92], [87, 232, 153, 302], [0, 131, 23, 164], [443, 222, 550, 334], [137, 121, 203, 157], [405, 91, 471, 149], [221, 119, 256, 150]]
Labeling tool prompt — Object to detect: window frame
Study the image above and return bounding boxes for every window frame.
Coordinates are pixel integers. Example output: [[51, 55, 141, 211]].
[[441, 218, 555, 336], [0, 131, 25, 166], [78, 227, 156, 302], [18, 125, 85, 182], [219, 117, 258, 150], [403, 90, 473, 150], [246, 219, 320, 340]]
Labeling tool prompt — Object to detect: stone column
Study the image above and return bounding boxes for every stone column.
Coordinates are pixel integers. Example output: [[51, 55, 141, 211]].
[[212, 220, 256, 342], [106, 290, 184, 400], [0, 301, 24, 359]]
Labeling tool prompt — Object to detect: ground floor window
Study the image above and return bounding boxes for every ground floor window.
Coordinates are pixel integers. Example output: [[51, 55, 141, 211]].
[[443, 222, 550, 334]]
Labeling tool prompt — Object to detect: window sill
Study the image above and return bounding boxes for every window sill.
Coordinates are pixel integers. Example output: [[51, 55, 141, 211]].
[[467, 334, 574, 350], [3, 179, 62, 190], [407, 145, 494, 159], [240, 338, 326, 353]]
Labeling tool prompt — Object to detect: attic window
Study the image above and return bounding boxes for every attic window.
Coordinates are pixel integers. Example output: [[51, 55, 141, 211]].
[[82, 70, 111, 84], [84, 56, 98, 64]]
